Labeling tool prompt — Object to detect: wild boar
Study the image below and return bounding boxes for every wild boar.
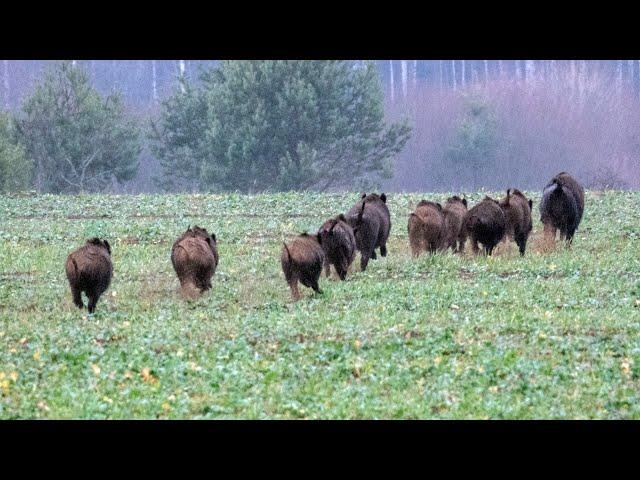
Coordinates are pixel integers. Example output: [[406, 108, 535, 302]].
[[171, 225, 219, 296], [407, 200, 445, 256], [318, 214, 356, 280], [539, 172, 585, 246], [499, 188, 533, 256], [281, 232, 325, 300], [345, 193, 391, 271], [461, 196, 506, 256], [65, 237, 113, 314]]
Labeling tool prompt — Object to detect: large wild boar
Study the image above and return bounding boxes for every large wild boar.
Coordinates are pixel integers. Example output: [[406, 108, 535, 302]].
[[539, 172, 585, 246], [442, 195, 468, 253], [499, 188, 533, 256], [407, 200, 445, 257], [461, 196, 506, 256], [281, 232, 325, 300], [318, 214, 356, 280], [171, 225, 219, 296], [65, 237, 113, 314], [345, 193, 391, 271]]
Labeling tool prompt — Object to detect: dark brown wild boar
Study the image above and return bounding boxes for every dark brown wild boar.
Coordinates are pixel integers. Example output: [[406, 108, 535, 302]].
[[171, 225, 219, 296], [539, 172, 585, 247], [442, 196, 468, 253], [345, 193, 391, 271], [461, 196, 506, 256], [499, 189, 533, 256], [407, 200, 445, 257], [65, 237, 113, 314], [318, 214, 356, 280], [281, 233, 325, 301]]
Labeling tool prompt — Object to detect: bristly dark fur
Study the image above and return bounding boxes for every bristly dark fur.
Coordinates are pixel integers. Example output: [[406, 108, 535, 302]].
[[499, 188, 533, 256], [442, 195, 468, 253], [171, 225, 219, 296], [461, 196, 506, 256], [65, 237, 113, 314], [318, 214, 356, 280], [539, 172, 585, 246], [281, 232, 325, 300], [408, 200, 445, 257], [345, 193, 391, 271]]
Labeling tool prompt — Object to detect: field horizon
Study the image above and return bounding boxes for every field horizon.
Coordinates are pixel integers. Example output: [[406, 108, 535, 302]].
[[1, 190, 639, 419]]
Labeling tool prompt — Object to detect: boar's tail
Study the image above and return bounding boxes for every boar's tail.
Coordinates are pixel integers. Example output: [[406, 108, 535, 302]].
[[283, 242, 291, 261], [71, 257, 79, 275]]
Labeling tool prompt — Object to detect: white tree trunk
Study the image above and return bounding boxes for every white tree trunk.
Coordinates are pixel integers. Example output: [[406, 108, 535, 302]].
[[461, 60, 466, 88], [178, 60, 186, 93], [389, 60, 395, 102], [3, 60, 9, 108], [484, 60, 489, 85], [525, 60, 535, 85], [413, 60, 418, 88], [439, 60, 443, 91], [152, 60, 158, 102], [498, 60, 503, 78], [452, 60, 457, 91], [515, 60, 521, 82], [401, 60, 408, 98]]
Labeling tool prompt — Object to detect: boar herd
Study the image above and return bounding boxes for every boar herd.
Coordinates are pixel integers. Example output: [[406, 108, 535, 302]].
[[64, 172, 585, 311]]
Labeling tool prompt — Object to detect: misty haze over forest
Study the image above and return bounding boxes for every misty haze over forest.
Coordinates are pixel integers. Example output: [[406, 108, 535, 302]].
[[2, 60, 639, 193]]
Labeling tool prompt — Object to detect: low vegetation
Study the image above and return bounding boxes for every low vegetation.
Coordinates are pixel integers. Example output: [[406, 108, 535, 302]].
[[1, 190, 639, 418]]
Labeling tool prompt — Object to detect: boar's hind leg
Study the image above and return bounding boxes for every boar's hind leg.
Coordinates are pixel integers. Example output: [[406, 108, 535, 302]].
[[324, 258, 331, 278], [87, 289, 100, 314], [380, 244, 387, 257], [515, 232, 527, 256], [70, 285, 84, 309]]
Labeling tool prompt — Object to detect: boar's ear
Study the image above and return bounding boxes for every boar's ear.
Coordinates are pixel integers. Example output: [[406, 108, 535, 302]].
[[381, 193, 387, 203], [317, 232, 322, 244], [337, 213, 347, 222], [436, 202, 443, 211], [210, 233, 216, 243], [361, 193, 367, 199], [528, 199, 533, 211], [103, 239, 111, 255], [462, 197, 468, 207]]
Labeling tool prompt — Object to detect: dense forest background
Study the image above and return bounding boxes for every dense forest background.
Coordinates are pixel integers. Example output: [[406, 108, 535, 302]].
[[2, 60, 640, 192]]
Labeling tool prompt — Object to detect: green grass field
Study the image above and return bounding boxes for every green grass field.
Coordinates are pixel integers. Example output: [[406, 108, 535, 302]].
[[1, 190, 639, 419]]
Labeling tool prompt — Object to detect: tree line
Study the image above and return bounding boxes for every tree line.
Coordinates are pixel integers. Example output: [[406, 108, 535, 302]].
[[0, 60, 410, 194]]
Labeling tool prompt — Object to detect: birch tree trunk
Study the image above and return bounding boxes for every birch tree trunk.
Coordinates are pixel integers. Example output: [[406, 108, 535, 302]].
[[461, 60, 466, 88], [413, 60, 417, 88], [389, 60, 395, 102], [401, 60, 408, 98], [452, 60, 457, 91], [152, 60, 158, 103], [3, 60, 9, 108], [439, 60, 443, 91], [178, 60, 186, 93], [484, 60, 489, 85]]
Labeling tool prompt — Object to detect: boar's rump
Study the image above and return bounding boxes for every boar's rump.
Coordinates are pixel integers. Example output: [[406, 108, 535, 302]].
[[499, 188, 533, 256], [65, 237, 113, 314], [407, 200, 445, 257], [462, 196, 506, 256], [171, 225, 219, 295], [539, 172, 585, 246], [318, 214, 356, 281], [281, 232, 325, 301], [345, 193, 391, 271], [442, 195, 468, 253]]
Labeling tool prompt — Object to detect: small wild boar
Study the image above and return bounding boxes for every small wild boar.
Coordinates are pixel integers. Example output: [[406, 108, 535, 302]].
[[317, 214, 356, 281], [171, 225, 219, 296], [499, 189, 533, 256], [442, 195, 468, 253], [539, 172, 585, 246], [281, 233, 325, 300], [65, 237, 113, 314], [461, 196, 506, 256], [345, 193, 391, 271], [407, 200, 445, 257]]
